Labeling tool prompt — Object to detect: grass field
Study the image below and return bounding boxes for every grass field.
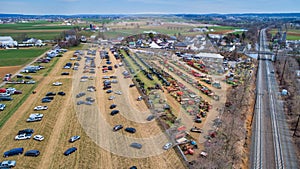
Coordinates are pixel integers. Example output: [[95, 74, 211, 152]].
[[0, 83, 37, 128], [0, 47, 50, 67], [0, 32, 63, 41]]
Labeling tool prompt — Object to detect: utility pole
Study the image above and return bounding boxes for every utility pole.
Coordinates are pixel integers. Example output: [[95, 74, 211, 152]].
[[293, 114, 300, 137], [280, 55, 287, 85]]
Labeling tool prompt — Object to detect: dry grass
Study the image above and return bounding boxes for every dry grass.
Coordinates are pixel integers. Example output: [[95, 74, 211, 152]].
[[0, 49, 186, 169]]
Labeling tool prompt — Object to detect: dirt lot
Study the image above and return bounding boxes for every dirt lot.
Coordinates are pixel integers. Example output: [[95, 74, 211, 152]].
[[0, 66, 22, 80], [0, 47, 186, 169]]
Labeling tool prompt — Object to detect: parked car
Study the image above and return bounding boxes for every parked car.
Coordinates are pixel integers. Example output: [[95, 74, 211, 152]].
[[110, 110, 119, 116], [194, 118, 202, 123], [26, 80, 36, 84], [3, 148, 23, 157], [0, 97, 13, 101], [200, 111, 207, 117], [52, 82, 62, 86], [115, 91, 122, 95], [190, 126, 203, 133], [0, 160, 16, 168], [86, 97, 95, 102], [110, 104, 117, 109], [0, 104, 6, 111], [108, 96, 115, 100], [27, 116, 43, 122], [76, 92, 86, 98], [24, 76, 32, 79], [129, 166, 137, 169], [103, 85, 111, 90], [137, 96, 143, 101], [125, 127, 136, 133], [130, 142, 142, 149], [76, 101, 85, 105], [113, 125, 123, 131], [61, 72, 69, 75], [0, 93, 10, 97], [64, 147, 77, 156], [26, 114, 43, 122], [18, 128, 34, 135], [46, 92, 56, 96], [41, 98, 51, 103], [43, 96, 54, 100], [15, 133, 32, 140], [24, 150, 40, 157], [58, 91, 66, 96], [33, 135, 44, 141], [3, 74, 12, 81], [129, 84, 135, 88], [69, 136, 80, 143], [146, 115, 155, 121], [106, 90, 113, 93], [34, 106, 48, 111], [13, 90, 22, 94], [163, 142, 173, 150]]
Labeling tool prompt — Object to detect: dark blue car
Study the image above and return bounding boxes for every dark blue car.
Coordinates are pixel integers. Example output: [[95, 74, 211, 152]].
[[64, 147, 77, 156], [3, 147, 24, 157], [125, 127, 136, 133], [110, 110, 119, 116]]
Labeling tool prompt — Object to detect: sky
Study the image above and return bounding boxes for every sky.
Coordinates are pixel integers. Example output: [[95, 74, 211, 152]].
[[0, 0, 299, 15]]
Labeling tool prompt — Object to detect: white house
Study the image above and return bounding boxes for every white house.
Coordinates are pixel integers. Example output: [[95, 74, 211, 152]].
[[0, 36, 18, 47]]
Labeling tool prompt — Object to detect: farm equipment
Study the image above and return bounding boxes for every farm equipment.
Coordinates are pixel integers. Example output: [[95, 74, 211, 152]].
[[212, 82, 221, 89]]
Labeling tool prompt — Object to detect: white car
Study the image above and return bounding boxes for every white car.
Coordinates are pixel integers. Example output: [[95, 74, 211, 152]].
[[109, 96, 115, 100], [163, 142, 173, 150], [27, 114, 43, 122], [33, 135, 44, 141], [34, 106, 48, 111], [29, 113, 44, 118], [137, 96, 143, 101], [0, 104, 6, 111], [15, 134, 32, 140], [115, 91, 122, 95], [52, 82, 63, 86], [69, 135, 80, 143]]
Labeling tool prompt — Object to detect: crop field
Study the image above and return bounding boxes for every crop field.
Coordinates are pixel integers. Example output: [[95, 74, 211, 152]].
[[270, 29, 300, 40], [0, 21, 77, 40], [0, 47, 50, 67]]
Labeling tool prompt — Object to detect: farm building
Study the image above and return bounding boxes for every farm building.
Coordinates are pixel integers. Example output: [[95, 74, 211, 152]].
[[194, 52, 224, 63], [0, 36, 18, 47]]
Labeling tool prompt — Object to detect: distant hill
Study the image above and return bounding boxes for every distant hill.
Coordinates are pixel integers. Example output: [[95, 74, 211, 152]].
[[0, 13, 300, 19]]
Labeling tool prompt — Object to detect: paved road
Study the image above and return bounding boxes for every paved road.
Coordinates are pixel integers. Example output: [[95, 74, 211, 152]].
[[250, 28, 298, 169]]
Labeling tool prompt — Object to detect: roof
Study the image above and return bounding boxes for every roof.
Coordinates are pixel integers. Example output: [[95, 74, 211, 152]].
[[175, 42, 187, 47], [0, 36, 14, 42], [149, 41, 161, 49], [195, 52, 224, 59]]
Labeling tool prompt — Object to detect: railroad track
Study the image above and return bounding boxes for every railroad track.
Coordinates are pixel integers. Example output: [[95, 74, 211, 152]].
[[251, 28, 298, 169]]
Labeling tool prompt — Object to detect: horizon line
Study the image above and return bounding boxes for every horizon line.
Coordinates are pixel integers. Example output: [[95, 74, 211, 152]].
[[1, 11, 300, 16]]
